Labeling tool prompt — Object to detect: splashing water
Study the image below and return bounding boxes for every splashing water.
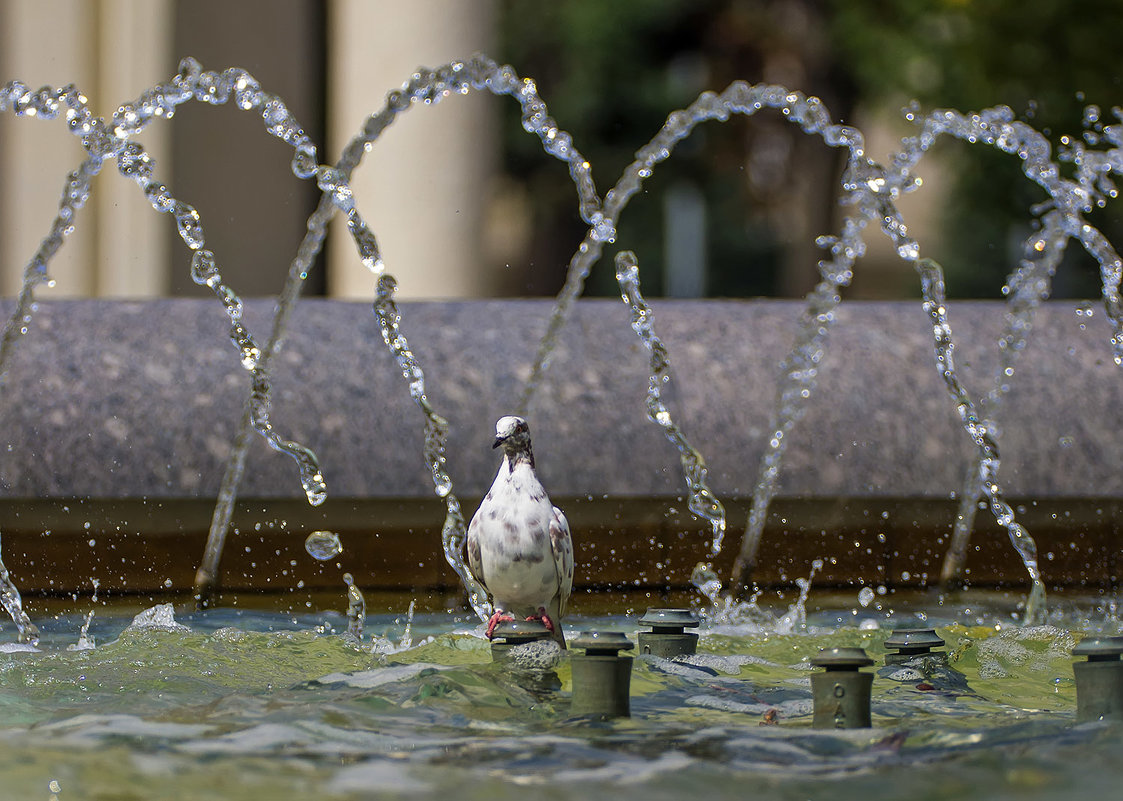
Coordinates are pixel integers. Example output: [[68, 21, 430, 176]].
[[598, 91, 1123, 620], [512, 82, 886, 611], [66, 610, 96, 652], [725, 132, 878, 598], [0, 156, 102, 375], [1, 63, 331, 613], [342, 573, 365, 640], [690, 563, 727, 611], [730, 223, 872, 595], [127, 602, 188, 632], [5, 55, 1121, 626], [0, 534, 38, 645], [129, 60, 331, 507], [915, 257, 1047, 622], [869, 103, 1123, 621], [369, 599, 419, 656], [705, 559, 822, 630], [941, 212, 1069, 589], [336, 56, 600, 621], [522, 85, 865, 413], [399, 599, 416, 651], [722, 99, 1104, 619], [615, 250, 727, 598], [0, 85, 111, 379], [774, 559, 824, 635], [931, 104, 1123, 592], [198, 54, 601, 603], [0, 61, 338, 600], [304, 531, 343, 561], [373, 274, 490, 621]]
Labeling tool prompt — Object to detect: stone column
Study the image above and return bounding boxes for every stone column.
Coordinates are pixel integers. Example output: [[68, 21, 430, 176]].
[[0, 0, 98, 297], [95, 0, 173, 297], [0, 0, 172, 298], [325, 0, 497, 299]]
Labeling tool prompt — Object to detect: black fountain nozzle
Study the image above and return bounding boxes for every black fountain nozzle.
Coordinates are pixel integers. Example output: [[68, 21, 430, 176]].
[[490, 618, 552, 662], [1072, 635, 1123, 723], [884, 628, 946, 666], [570, 631, 634, 718], [637, 608, 700, 658], [811, 647, 875, 729]]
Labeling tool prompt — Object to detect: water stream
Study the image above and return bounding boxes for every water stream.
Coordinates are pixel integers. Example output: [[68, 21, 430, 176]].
[[0, 534, 38, 644], [0, 63, 330, 510], [2, 55, 1122, 635], [372, 273, 489, 621], [192, 54, 601, 610], [3, 41, 1123, 801], [614, 250, 727, 604], [941, 211, 1069, 589]]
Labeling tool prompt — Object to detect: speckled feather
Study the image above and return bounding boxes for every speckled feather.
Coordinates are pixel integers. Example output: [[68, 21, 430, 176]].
[[467, 416, 574, 646]]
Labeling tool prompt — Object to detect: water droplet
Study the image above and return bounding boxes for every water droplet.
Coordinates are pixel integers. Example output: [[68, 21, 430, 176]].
[[896, 241, 920, 261], [174, 203, 205, 249], [304, 530, 342, 560], [291, 141, 318, 179], [190, 250, 218, 286], [343, 572, 366, 638], [857, 586, 875, 607]]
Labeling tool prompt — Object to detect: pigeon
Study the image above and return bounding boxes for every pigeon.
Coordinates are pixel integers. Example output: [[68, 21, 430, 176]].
[[467, 415, 574, 647]]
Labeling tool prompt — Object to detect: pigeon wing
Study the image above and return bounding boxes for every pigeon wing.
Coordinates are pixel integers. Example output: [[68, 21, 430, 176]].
[[466, 513, 487, 592], [549, 506, 574, 619]]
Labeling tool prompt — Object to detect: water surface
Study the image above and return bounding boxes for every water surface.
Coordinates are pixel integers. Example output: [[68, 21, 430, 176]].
[[1, 600, 1120, 800]]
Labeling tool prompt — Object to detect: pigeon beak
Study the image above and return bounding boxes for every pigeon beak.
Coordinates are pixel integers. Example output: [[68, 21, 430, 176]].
[[492, 436, 503, 449]]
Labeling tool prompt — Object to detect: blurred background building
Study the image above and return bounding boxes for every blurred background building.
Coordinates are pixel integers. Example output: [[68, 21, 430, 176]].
[[0, 0, 1119, 301]]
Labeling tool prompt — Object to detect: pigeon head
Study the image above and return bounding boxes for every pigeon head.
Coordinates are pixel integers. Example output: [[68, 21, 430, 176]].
[[493, 415, 532, 455]]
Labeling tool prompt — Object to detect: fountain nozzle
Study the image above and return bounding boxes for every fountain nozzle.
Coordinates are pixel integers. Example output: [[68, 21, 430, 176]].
[[811, 647, 874, 729], [637, 608, 700, 658], [570, 631, 634, 718], [884, 628, 946, 666], [1072, 636, 1123, 723]]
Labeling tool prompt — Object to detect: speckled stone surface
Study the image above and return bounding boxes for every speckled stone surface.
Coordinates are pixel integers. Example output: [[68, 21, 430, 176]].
[[0, 298, 1118, 501]]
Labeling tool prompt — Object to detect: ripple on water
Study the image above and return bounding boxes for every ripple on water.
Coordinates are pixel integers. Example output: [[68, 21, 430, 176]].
[[0, 604, 1118, 800]]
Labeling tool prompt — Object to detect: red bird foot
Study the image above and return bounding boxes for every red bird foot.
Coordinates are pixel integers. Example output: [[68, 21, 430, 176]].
[[525, 607, 556, 633], [485, 611, 517, 640]]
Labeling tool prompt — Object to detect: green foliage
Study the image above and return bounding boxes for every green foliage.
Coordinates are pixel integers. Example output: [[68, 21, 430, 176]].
[[496, 0, 1122, 299], [827, 0, 1123, 119], [497, 0, 723, 297], [828, 0, 1123, 297]]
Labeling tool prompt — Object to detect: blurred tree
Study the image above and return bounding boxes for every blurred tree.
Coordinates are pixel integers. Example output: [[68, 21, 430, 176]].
[[495, 0, 856, 299], [496, 0, 1122, 299], [821, 0, 1122, 298]]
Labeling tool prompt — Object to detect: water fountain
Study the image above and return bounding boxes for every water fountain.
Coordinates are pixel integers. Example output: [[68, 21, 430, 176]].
[[0, 52, 1122, 799]]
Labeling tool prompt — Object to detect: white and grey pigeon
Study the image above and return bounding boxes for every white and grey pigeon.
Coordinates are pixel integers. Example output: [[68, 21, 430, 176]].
[[467, 415, 574, 647]]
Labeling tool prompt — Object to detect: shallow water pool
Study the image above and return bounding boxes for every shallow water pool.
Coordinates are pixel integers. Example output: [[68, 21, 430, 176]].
[[2, 599, 1122, 801]]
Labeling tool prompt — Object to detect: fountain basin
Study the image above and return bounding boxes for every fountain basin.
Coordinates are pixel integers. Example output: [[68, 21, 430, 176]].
[[2, 298, 1118, 500], [0, 298, 1119, 599]]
